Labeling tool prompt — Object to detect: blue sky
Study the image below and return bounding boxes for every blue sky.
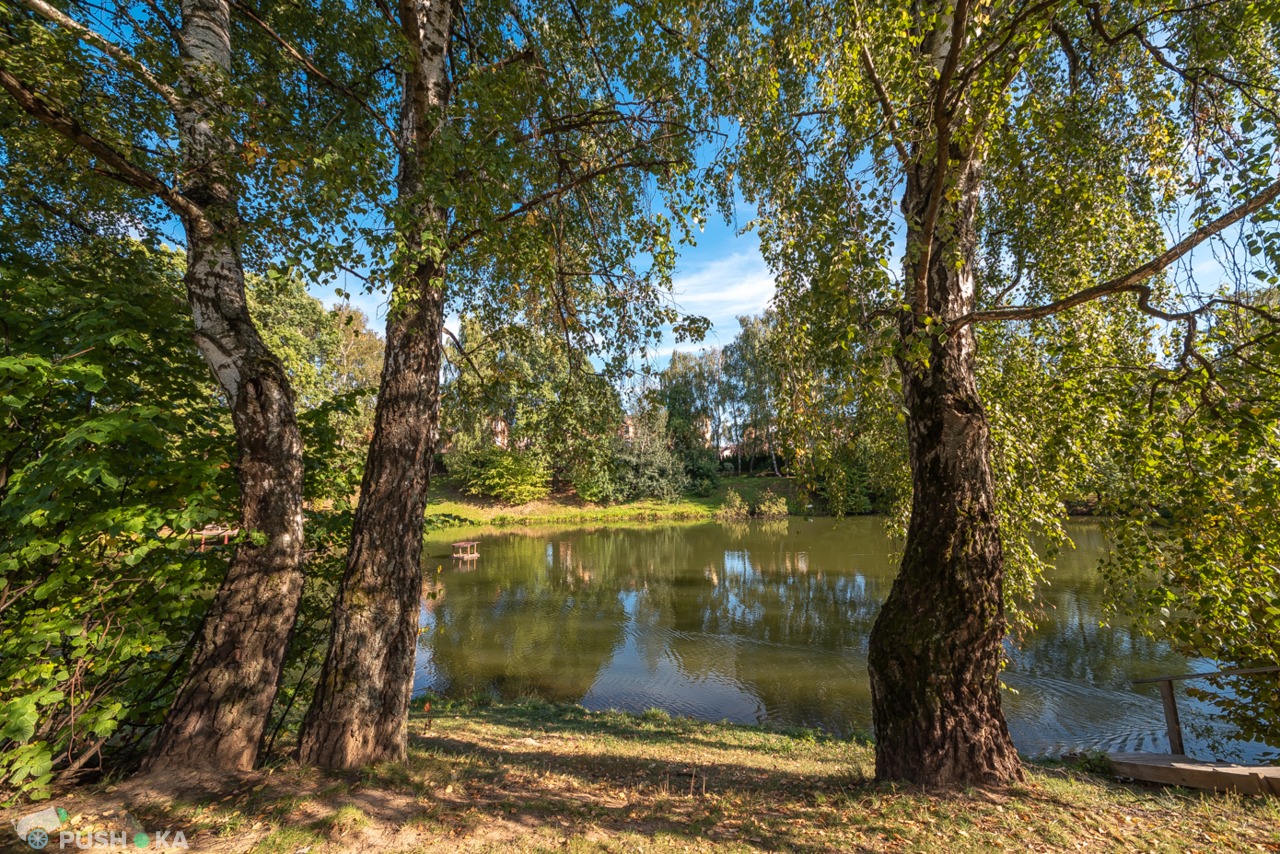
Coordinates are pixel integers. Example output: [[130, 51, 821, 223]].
[[655, 218, 776, 358], [315, 212, 777, 367]]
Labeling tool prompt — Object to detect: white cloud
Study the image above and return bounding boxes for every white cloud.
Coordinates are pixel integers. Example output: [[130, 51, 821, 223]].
[[671, 250, 776, 326]]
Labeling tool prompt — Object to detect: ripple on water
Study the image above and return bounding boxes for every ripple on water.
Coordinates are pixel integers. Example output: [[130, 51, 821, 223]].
[[413, 521, 1275, 763], [1002, 672, 1242, 759]]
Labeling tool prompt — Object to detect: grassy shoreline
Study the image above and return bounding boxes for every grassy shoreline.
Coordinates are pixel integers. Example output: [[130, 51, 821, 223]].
[[7, 698, 1276, 852], [425, 475, 808, 529]]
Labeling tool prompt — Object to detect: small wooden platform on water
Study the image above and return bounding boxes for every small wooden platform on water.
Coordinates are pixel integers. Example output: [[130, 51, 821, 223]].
[[451, 541, 480, 560], [1109, 753, 1280, 795], [1105, 665, 1280, 796]]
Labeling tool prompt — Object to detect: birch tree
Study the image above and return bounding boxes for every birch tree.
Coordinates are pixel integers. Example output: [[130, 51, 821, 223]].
[[295, 0, 709, 768], [713, 0, 1280, 784], [0, 0, 366, 770]]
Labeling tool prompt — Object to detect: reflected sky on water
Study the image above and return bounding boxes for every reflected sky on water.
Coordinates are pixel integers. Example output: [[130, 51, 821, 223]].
[[416, 519, 1274, 763]]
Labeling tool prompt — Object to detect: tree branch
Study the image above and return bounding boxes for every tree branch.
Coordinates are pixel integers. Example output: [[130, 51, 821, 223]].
[[457, 47, 534, 82], [15, 0, 183, 114], [230, 0, 401, 148], [858, 43, 910, 166], [448, 156, 676, 251], [948, 175, 1280, 330], [0, 67, 209, 232], [442, 326, 485, 381], [850, 0, 909, 165]]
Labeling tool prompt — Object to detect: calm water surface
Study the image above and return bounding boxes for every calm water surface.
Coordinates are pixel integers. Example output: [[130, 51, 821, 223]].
[[415, 519, 1271, 762]]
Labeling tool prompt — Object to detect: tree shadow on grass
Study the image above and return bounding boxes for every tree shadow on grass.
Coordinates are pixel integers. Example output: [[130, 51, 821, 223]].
[[17, 702, 1265, 852]]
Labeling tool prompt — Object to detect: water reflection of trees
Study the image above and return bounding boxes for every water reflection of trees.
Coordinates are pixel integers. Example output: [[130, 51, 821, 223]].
[[426, 532, 628, 702], [421, 520, 1176, 740], [422, 521, 895, 730]]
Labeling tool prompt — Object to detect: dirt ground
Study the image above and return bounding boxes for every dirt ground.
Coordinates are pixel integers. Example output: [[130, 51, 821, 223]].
[[5, 700, 1279, 853]]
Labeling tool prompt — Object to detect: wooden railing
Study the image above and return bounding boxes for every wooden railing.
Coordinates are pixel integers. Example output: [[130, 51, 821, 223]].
[[1133, 665, 1280, 755]]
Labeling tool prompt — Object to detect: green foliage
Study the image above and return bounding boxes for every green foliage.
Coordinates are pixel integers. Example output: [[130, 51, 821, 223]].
[[754, 489, 789, 521], [442, 317, 625, 500], [723, 315, 782, 472], [450, 447, 553, 506], [803, 442, 876, 518], [714, 485, 790, 521], [1101, 308, 1280, 749], [248, 274, 383, 502], [716, 488, 750, 521], [614, 403, 689, 502], [978, 308, 1155, 632], [567, 447, 626, 505], [681, 451, 721, 497], [0, 242, 233, 801], [657, 350, 726, 492]]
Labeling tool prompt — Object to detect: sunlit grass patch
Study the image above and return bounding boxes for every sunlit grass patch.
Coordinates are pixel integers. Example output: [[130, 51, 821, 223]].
[[249, 825, 325, 854], [9, 697, 1279, 852], [310, 803, 368, 838]]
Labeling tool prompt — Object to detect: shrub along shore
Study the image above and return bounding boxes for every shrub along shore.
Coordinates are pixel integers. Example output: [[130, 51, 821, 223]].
[[5, 698, 1276, 853], [424, 474, 810, 529]]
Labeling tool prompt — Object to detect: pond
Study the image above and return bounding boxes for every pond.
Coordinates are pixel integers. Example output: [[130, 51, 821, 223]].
[[416, 518, 1271, 762]]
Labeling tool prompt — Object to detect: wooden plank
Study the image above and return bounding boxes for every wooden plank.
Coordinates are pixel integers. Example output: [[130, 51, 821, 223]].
[[1134, 665, 1280, 684], [1157, 680, 1185, 755], [1108, 753, 1280, 796]]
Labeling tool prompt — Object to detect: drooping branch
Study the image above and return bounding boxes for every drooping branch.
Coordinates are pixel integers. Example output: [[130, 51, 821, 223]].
[[15, 0, 183, 114], [858, 43, 910, 166], [948, 174, 1280, 330], [850, 0, 909, 165], [952, 0, 1059, 94], [0, 67, 208, 232], [447, 155, 677, 251], [230, 0, 402, 148]]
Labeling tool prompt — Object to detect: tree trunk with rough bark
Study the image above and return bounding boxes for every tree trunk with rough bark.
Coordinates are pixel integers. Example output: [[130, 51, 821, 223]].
[[297, 0, 453, 770], [866, 151, 1023, 787], [143, 0, 305, 772]]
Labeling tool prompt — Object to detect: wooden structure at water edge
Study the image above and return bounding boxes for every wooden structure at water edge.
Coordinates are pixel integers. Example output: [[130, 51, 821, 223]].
[[1107, 665, 1280, 796], [451, 541, 480, 560], [1108, 753, 1280, 795]]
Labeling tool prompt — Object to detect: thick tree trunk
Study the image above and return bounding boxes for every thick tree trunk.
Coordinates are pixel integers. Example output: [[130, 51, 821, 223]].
[[866, 153, 1022, 786], [144, 0, 305, 772], [296, 269, 445, 767], [297, 0, 453, 769]]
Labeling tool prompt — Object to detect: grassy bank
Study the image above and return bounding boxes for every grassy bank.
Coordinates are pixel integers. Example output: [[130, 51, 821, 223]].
[[425, 475, 808, 529], [9, 699, 1277, 853]]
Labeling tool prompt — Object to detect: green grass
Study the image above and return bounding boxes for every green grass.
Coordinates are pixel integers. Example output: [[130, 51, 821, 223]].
[[424, 474, 810, 531], [310, 803, 369, 838], [20, 698, 1279, 852]]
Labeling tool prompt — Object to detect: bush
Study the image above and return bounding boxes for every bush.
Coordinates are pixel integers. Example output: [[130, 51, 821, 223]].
[[568, 444, 625, 504], [450, 447, 552, 505], [755, 488, 789, 520], [0, 247, 232, 802], [716, 488, 750, 521], [681, 450, 721, 497], [615, 440, 688, 502]]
